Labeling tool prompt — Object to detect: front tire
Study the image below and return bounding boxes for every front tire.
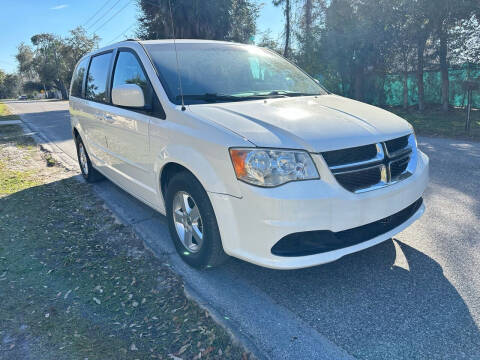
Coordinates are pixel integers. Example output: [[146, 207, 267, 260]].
[[75, 135, 104, 182], [166, 171, 228, 269]]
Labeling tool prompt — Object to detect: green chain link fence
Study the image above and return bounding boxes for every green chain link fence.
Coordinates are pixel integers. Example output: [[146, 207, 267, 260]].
[[334, 63, 480, 108]]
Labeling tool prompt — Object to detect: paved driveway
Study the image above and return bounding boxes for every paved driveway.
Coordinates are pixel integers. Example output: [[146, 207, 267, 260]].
[[5, 99, 480, 359]]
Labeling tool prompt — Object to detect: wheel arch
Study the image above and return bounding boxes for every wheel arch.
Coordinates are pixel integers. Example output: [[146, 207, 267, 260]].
[[155, 142, 242, 202], [72, 127, 80, 142], [159, 162, 200, 199]]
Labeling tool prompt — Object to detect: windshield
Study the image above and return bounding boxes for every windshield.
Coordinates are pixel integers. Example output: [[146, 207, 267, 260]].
[[144, 42, 327, 105]]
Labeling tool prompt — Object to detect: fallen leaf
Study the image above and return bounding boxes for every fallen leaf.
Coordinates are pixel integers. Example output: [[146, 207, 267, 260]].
[[202, 346, 214, 355], [168, 355, 183, 360], [178, 344, 190, 355]]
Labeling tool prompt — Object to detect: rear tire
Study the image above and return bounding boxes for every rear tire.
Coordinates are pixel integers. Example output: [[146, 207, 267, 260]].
[[75, 135, 104, 183], [166, 171, 229, 269]]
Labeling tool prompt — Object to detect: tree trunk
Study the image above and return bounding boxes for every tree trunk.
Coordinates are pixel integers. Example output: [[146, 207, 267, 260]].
[[55, 80, 68, 100], [284, 0, 291, 58], [302, 0, 313, 71], [354, 66, 363, 101], [305, 0, 312, 35], [439, 30, 449, 112], [417, 38, 426, 112], [304, 0, 312, 49], [375, 69, 386, 107], [340, 69, 348, 97]]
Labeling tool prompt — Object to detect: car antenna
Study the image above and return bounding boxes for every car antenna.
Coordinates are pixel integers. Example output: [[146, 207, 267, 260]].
[[168, 0, 186, 111]]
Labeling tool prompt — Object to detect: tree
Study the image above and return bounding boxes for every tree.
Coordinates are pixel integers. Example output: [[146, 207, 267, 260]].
[[430, 0, 478, 111], [15, 27, 98, 99], [30, 33, 69, 99], [296, 0, 326, 75], [256, 30, 282, 53], [228, 0, 259, 43], [16, 43, 35, 79], [22, 80, 45, 94], [63, 27, 100, 86], [273, 0, 292, 58], [388, 0, 418, 109], [0, 70, 19, 99], [321, 0, 399, 101], [405, 0, 436, 111], [449, 15, 480, 65], [137, 0, 258, 43]]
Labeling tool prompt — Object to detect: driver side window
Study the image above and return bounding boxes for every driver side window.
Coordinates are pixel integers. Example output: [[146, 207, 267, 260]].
[[111, 50, 165, 118], [112, 51, 153, 108]]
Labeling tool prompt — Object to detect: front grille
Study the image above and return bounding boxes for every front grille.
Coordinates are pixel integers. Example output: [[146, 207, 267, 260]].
[[321, 134, 416, 193], [322, 144, 378, 167], [386, 135, 409, 154], [335, 166, 381, 192], [271, 198, 423, 257], [390, 156, 410, 180]]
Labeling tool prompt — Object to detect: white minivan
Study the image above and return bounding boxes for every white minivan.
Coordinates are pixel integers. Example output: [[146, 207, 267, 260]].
[[69, 39, 429, 270]]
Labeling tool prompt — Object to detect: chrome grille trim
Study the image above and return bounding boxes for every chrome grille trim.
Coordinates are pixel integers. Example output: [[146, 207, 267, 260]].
[[322, 134, 417, 193]]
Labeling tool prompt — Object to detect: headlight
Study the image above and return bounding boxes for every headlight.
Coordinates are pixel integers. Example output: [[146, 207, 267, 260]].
[[229, 148, 320, 187]]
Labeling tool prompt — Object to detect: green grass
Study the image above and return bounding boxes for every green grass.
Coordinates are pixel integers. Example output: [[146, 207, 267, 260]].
[[0, 160, 40, 195], [0, 103, 20, 121], [389, 106, 480, 141], [0, 126, 250, 359]]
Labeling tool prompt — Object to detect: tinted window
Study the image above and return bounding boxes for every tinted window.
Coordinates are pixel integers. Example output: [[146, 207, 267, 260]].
[[70, 57, 89, 98], [86, 52, 112, 102], [112, 51, 153, 108]]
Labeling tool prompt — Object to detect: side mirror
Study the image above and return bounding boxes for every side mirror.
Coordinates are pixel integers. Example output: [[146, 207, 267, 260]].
[[112, 84, 145, 108]]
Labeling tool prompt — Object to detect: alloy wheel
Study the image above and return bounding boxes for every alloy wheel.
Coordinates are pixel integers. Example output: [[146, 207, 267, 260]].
[[172, 191, 204, 253], [78, 142, 89, 175]]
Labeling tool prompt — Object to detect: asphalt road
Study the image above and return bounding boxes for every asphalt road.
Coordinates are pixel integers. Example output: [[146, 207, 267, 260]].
[[5, 99, 480, 359]]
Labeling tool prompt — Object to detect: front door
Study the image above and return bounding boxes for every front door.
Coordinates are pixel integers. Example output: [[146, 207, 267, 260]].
[[102, 49, 159, 201]]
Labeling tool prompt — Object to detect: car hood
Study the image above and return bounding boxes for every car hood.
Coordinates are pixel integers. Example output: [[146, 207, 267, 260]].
[[188, 94, 413, 152]]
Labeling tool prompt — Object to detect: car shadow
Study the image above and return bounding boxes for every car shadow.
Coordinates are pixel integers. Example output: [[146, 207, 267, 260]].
[[92, 172, 480, 358], [223, 238, 480, 359]]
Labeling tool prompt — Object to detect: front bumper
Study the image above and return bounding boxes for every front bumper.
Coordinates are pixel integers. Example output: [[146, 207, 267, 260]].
[[209, 150, 429, 269]]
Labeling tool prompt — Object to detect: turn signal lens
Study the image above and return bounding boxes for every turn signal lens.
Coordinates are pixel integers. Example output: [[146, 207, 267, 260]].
[[230, 149, 249, 178]]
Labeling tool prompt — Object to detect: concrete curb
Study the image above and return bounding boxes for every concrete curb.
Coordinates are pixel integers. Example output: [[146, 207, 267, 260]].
[[6, 103, 79, 172], [0, 120, 22, 125]]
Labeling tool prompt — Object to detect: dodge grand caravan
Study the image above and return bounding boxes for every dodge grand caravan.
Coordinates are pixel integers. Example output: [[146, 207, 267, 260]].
[[69, 39, 429, 270]]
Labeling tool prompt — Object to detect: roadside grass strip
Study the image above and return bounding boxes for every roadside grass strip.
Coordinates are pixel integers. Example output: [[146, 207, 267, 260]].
[[0, 103, 21, 122], [391, 106, 480, 141], [0, 123, 250, 359]]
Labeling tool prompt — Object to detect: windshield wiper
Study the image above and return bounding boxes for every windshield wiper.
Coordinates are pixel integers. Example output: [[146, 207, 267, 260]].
[[258, 90, 321, 97], [176, 91, 321, 104], [176, 93, 282, 103]]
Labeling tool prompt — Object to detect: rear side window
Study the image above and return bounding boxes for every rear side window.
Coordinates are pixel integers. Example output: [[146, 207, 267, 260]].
[[70, 57, 89, 98], [112, 51, 153, 108], [86, 52, 113, 103]]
